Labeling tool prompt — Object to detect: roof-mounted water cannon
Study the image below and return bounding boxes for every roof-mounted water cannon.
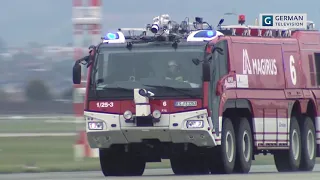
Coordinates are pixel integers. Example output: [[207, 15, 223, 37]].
[[238, 14, 245, 25], [147, 14, 171, 35], [145, 15, 214, 37]]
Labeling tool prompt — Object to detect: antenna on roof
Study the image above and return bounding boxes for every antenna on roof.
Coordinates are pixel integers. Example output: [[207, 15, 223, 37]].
[[217, 18, 225, 29], [255, 18, 259, 26], [307, 21, 316, 30]]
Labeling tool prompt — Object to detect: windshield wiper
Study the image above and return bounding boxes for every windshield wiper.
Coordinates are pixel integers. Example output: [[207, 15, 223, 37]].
[[143, 84, 198, 98]]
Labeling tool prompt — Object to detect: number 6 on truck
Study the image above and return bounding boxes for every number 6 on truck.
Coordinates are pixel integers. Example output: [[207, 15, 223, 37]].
[[289, 55, 297, 85]]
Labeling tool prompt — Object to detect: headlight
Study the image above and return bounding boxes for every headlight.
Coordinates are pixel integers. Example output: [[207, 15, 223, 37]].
[[152, 110, 161, 119], [123, 110, 133, 120], [186, 120, 204, 128], [88, 122, 103, 130]]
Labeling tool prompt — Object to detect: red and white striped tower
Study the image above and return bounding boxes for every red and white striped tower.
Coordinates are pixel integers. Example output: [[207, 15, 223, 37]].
[[86, 0, 101, 158], [88, 0, 102, 47], [72, 0, 102, 160]]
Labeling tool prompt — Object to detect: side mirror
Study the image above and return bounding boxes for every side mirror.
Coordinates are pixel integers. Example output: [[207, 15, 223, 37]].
[[192, 58, 201, 66], [86, 55, 94, 68], [73, 62, 81, 84]]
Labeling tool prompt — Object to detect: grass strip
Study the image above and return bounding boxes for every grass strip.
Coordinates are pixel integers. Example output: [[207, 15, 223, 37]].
[[0, 136, 319, 173]]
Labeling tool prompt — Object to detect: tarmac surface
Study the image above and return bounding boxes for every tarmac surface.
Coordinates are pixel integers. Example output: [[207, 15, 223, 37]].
[[1, 165, 320, 180]]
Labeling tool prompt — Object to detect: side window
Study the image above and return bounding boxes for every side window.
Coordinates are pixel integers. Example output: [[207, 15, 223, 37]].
[[313, 53, 320, 86], [92, 53, 105, 86], [97, 53, 104, 79], [308, 54, 316, 86], [211, 40, 229, 85], [218, 40, 228, 79], [211, 48, 218, 87]]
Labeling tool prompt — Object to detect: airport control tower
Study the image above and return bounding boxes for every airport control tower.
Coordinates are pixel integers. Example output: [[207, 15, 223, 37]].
[[72, 0, 102, 159]]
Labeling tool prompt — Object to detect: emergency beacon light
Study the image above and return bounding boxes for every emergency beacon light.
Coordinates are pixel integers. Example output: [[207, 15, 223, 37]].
[[102, 32, 126, 44], [187, 30, 224, 42], [104, 33, 119, 40], [238, 14, 245, 25]]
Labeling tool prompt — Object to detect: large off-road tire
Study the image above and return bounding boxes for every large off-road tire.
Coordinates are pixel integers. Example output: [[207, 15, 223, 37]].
[[99, 148, 146, 176], [170, 156, 186, 175], [170, 156, 193, 175], [170, 154, 209, 175], [209, 117, 236, 174], [299, 115, 316, 171], [274, 116, 301, 172], [234, 117, 253, 173], [125, 155, 146, 176], [99, 148, 120, 176]]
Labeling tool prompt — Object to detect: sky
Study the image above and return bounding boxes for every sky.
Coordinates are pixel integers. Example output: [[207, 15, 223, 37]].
[[1, 0, 320, 46]]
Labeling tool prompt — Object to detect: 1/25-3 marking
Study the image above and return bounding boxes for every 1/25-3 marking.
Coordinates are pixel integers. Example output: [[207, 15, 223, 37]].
[[96, 102, 114, 108]]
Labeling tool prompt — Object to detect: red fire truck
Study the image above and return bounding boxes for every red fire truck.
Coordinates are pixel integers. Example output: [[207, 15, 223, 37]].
[[73, 14, 319, 176]]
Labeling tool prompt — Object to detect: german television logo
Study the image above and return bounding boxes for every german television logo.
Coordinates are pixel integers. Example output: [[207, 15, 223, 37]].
[[262, 15, 273, 26], [259, 13, 307, 29]]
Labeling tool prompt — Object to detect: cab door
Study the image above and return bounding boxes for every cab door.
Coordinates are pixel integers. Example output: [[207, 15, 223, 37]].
[[209, 40, 229, 134]]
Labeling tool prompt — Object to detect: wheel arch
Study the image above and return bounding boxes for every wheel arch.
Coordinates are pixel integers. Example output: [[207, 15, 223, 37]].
[[222, 99, 254, 146], [288, 100, 302, 118]]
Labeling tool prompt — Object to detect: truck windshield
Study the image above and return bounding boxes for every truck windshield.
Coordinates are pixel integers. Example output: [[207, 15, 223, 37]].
[[90, 46, 203, 99]]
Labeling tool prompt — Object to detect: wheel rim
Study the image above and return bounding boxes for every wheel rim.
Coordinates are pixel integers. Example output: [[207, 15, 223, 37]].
[[225, 131, 234, 162], [242, 130, 251, 162], [291, 129, 300, 160], [307, 130, 315, 160]]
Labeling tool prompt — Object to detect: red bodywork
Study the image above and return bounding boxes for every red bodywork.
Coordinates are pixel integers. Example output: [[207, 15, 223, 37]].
[[212, 30, 320, 149], [84, 30, 320, 117], [84, 30, 320, 146], [215, 31, 320, 118], [88, 99, 203, 114]]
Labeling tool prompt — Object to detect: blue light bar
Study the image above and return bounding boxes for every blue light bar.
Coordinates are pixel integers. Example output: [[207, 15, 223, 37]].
[[187, 30, 223, 42], [207, 31, 214, 37], [102, 32, 126, 44], [107, 33, 116, 39], [193, 30, 217, 38], [104, 33, 119, 40]]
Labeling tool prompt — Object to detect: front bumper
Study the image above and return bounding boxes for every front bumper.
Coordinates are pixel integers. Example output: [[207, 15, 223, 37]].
[[85, 109, 217, 148]]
